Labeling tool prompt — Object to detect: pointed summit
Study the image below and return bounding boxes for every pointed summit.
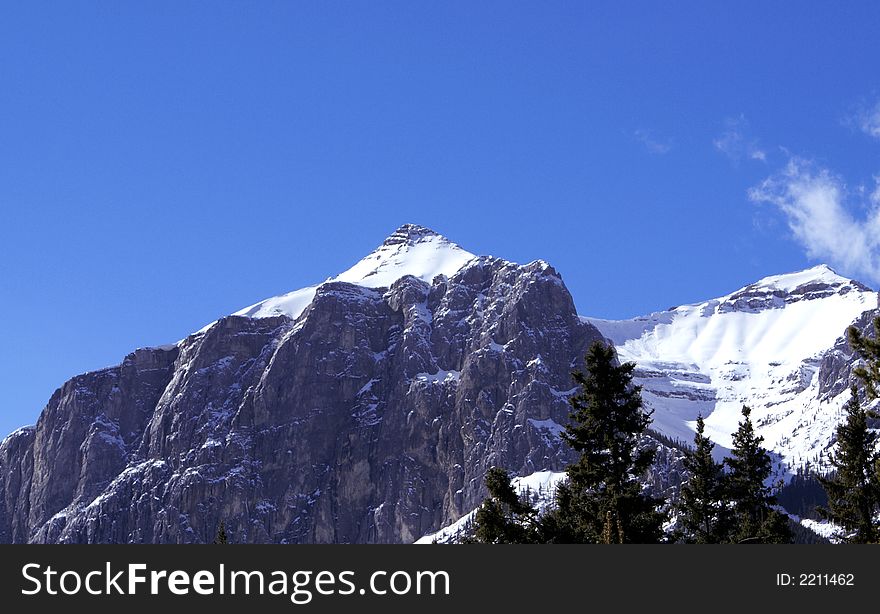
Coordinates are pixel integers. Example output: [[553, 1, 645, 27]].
[[233, 224, 475, 320], [381, 223, 447, 247], [747, 264, 872, 294], [335, 224, 474, 288]]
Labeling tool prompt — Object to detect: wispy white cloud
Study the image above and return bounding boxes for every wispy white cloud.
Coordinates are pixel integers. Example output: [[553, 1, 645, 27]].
[[749, 158, 880, 284], [634, 129, 672, 154], [841, 97, 880, 140], [855, 101, 880, 139], [713, 115, 766, 163]]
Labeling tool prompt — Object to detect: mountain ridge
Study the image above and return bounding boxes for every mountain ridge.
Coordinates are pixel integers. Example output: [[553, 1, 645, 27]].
[[1, 224, 877, 543], [230, 224, 476, 321], [584, 262, 877, 469]]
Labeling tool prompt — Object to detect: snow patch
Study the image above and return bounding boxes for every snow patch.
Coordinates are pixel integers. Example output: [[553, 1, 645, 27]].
[[749, 264, 856, 294], [230, 225, 475, 321], [414, 369, 461, 384], [527, 418, 566, 440], [800, 518, 838, 542], [415, 470, 567, 544]]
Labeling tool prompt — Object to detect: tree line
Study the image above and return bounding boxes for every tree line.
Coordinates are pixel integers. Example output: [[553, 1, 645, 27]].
[[471, 317, 880, 544]]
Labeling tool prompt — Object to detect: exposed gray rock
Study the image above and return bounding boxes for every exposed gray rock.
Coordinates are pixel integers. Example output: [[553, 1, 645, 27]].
[[718, 275, 871, 314], [817, 309, 878, 400], [0, 239, 607, 543]]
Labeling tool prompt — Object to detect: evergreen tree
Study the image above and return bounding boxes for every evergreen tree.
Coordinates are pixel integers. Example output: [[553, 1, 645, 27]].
[[776, 465, 828, 520], [725, 406, 792, 544], [547, 341, 666, 543], [818, 386, 880, 543], [676, 415, 731, 543], [214, 520, 228, 544], [819, 316, 880, 543], [472, 467, 543, 543]]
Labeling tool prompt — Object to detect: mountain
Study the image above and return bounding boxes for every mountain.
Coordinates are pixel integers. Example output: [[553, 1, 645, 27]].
[[1, 225, 876, 544], [0, 224, 605, 543], [418, 264, 878, 543], [230, 224, 477, 321], [584, 264, 878, 470]]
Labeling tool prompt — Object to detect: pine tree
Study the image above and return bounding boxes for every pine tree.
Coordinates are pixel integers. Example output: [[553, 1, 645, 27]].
[[817, 316, 880, 543], [214, 520, 228, 544], [547, 341, 666, 543], [725, 406, 792, 544], [676, 415, 731, 543], [818, 388, 880, 543], [472, 467, 543, 543]]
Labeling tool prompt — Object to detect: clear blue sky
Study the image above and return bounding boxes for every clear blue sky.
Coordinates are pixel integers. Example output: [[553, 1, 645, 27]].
[[2, 2, 880, 435]]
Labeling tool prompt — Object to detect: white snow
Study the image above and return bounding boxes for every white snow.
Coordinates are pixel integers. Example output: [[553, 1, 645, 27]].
[[527, 418, 566, 439], [229, 226, 475, 321], [513, 470, 567, 495], [550, 386, 578, 398], [234, 285, 320, 320], [414, 470, 566, 544], [526, 355, 546, 369], [1, 425, 35, 443], [584, 265, 877, 469], [334, 233, 474, 289], [749, 264, 848, 293], [357, 379, 379, 396], [800, 518, 839, 541], [148, 343, 179, 351], [84, 459, 168, 512], [414, 369, 461, 384]]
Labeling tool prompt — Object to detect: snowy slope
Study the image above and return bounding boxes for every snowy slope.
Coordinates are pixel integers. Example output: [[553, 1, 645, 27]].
[[231, 224, 475, 320], [414, 471, 566, 544], [585, 265, 877, 469]]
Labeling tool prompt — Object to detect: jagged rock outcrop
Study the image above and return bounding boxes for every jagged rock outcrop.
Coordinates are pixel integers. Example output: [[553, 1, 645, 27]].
[[718, 273, 871, 314], [0, 346, 179, 543], [817, 309, 878, 400], [0, 226, 606, 543]]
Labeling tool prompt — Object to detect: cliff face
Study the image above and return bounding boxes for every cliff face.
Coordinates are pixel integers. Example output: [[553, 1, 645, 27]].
[[0, 240, 605, 543], [0, 346, 179, 543]]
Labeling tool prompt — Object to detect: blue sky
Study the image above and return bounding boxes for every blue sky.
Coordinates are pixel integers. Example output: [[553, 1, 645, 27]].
[[2, 2, 880, 435]]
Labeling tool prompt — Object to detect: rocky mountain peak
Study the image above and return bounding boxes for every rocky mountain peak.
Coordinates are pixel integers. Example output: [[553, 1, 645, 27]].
[[585, 262, 878, 471], [334, 224, 474, 289], [718, 264, 874, 314], [233, 224, 476, 321], [381, 223, 448, 247], [0, 223, 605, 544], [747, 264, 871, 294]]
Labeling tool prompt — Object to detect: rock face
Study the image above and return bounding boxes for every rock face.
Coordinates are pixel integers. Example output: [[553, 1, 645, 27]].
[[817, 309, 878, 401], [0, 225, 606, 543]]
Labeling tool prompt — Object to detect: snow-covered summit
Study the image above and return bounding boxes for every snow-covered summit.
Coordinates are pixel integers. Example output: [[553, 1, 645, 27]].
[[714, 264, 872, 314], [333, 223, 475, 289], [584, 264, 878, 470], [232, 224, 476, 320], [747, 264, 866, 294]]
